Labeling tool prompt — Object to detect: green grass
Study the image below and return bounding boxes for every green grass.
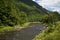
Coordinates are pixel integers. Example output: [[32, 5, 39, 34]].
[[21, 22, 41, 27], [33, 21, 60, 40], [0, 26, 14, 34], [0, 22, 41, 33], [22, 22, 31, 27], [0, 22, 31, 34]]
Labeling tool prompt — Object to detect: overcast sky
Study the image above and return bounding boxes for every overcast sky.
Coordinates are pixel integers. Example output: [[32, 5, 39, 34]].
[[33, 0, 60, 12]]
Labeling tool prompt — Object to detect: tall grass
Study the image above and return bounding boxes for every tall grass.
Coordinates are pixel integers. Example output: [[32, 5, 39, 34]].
[[33, 21, 60, 40]]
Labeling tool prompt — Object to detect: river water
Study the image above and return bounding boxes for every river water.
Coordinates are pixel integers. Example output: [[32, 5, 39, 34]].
[[0, 23, 45, 40]]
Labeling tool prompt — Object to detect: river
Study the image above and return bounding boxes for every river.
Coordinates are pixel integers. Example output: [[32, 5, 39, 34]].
[[0, 23, 46, 40]]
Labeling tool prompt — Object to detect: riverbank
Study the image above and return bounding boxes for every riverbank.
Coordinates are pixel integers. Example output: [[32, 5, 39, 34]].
[[0, 22, 30, 34], [0, 22, 42, 35], [0, 23, 45, 40], [33, 21, 60, 40]]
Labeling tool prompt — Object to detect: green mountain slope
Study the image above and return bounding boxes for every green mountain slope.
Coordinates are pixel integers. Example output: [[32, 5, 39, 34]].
[[0, 0, 59, 26], [0, 0, 48, 26]]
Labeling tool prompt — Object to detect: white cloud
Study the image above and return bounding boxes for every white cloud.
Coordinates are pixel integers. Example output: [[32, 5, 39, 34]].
[[53, 7, 60, 12], [33, 0, 35, 1], [35, 0, 60, 12]]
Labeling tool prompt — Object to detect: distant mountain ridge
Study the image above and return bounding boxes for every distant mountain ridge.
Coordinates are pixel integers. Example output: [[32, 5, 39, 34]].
[[17, 0, 49, 14]]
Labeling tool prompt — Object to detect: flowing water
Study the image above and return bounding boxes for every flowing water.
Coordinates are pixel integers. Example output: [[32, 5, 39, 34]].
[[0, 23, 46, 40]]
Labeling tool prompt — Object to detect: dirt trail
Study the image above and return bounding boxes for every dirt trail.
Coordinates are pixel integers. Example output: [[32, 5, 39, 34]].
[[0, 23, 45, 40]]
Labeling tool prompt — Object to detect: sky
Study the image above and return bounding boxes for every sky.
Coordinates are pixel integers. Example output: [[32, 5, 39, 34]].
[[33, 0, 60, 12]]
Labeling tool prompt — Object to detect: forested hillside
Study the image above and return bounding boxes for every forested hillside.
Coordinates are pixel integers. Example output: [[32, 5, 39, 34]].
[[0, 0, 50, 26], [0, 0, 59, 27]]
